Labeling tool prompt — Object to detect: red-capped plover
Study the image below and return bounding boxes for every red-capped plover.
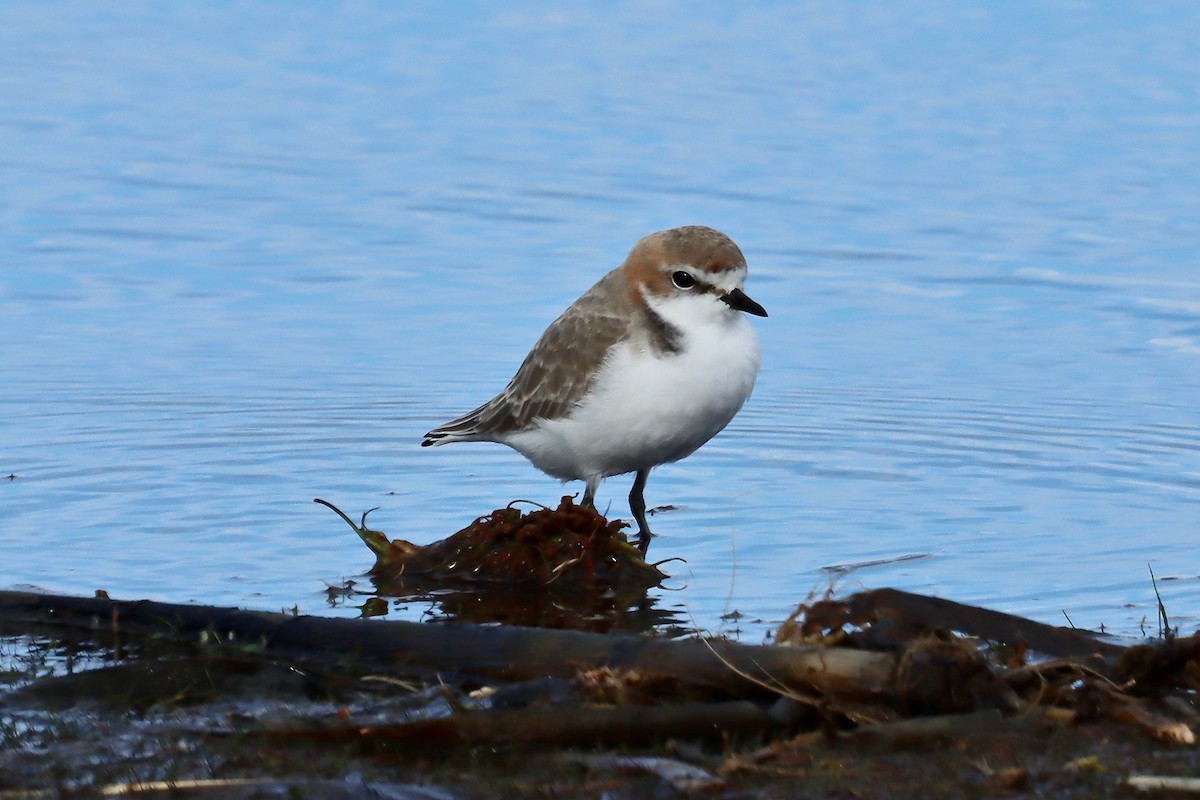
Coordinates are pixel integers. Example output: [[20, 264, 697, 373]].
[[423, 226, 767, 553]]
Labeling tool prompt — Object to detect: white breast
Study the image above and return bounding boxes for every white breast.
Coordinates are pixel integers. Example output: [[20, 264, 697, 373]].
[[506, 296, 761, 482]]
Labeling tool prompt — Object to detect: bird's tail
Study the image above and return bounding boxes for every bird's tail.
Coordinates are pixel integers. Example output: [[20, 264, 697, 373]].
[[421, 401, 491, 447]]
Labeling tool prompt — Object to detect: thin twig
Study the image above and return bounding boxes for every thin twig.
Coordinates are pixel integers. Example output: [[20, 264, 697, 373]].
[[313, 497, 360, 531], [1148, 564, 1173, 641]]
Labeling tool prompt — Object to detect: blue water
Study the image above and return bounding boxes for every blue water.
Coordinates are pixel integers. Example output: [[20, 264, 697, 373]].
[[2, 3, 1198, 640]]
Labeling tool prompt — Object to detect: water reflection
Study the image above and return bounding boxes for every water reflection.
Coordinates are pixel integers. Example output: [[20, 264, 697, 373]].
[[326, 582, 685, 634]]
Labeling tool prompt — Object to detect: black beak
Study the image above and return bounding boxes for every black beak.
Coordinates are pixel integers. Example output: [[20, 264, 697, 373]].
[[721, 287, 768, 317]]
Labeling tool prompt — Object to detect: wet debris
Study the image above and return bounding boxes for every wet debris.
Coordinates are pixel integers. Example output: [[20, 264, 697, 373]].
[[758, 588, 1200, 749], [3, 584, 1200, 797], [315, 495, 667, 628], [315, 495, 663, 588]]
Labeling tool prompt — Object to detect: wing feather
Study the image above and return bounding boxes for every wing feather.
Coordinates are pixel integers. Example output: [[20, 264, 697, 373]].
[[422, 269, 630, 444]]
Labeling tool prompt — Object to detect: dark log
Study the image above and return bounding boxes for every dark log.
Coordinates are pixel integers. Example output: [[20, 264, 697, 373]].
[[800, 587, 1124, 660], [0, 590, 896, 701]]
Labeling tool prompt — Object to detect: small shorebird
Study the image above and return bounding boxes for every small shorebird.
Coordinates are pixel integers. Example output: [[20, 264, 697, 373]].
[[422, 226, 767, 553]]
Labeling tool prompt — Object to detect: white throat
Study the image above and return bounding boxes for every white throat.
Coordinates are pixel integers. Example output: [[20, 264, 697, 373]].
[[643, 288, 741, 336]]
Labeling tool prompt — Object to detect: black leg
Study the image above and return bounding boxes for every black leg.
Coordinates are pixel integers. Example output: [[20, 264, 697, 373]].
[[629, 468, 652, 554]]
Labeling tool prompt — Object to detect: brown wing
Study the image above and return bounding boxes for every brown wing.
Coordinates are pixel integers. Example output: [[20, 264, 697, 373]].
[[422, 269, 631, 444]]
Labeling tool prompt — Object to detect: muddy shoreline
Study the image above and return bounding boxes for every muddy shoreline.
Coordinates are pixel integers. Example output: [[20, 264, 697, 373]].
[[2, 587, 1197, 799]]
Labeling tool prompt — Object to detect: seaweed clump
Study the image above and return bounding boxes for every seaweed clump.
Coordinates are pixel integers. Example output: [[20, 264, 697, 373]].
[[315, 496, 667, 627]]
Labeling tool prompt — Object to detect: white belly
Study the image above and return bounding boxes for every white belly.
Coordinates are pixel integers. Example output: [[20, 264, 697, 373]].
[[505, 314, 761, 482]]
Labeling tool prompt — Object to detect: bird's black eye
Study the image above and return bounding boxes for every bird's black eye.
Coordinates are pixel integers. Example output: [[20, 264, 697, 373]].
[[671, 271, 696, 289]]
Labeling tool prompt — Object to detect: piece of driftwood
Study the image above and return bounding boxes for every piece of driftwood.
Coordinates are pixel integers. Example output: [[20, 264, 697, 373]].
[[1078, 681, 1196, 744], [893, 637, 1023, 714], [844, 708, 1007, 744], [1128, 775, 1200, 793], [0, 590, 896, 701], [784, 587, 1124, 660]]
